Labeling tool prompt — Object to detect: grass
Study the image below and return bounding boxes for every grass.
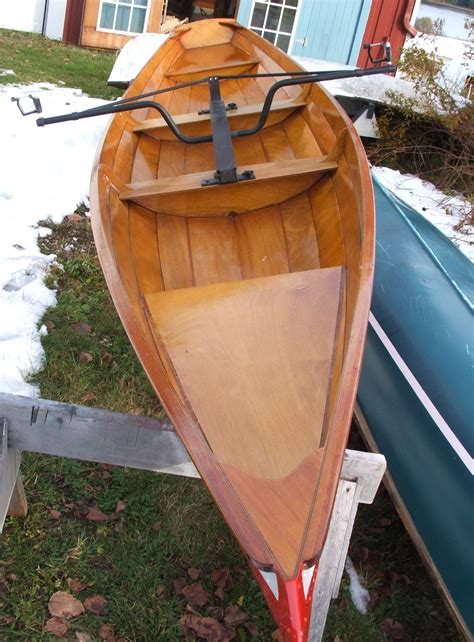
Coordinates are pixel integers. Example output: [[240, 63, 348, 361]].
[[0, 30, 122, 100], [0, 28, 463, 642]]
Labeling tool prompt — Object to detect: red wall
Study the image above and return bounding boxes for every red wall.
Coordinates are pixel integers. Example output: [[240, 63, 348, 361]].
[[357, 0, 418, 68]]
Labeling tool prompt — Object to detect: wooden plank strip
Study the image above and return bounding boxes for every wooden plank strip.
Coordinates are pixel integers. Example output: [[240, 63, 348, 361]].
[[0, 393, 198, 478], [156, 214, 194, 290], [280, 192, 320, 272], [0, 419, 21, 532], [188, 218, 242, 286]]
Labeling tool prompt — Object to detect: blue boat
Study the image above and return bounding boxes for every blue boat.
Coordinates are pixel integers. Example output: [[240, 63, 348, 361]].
[[356, 174, 473, 639]]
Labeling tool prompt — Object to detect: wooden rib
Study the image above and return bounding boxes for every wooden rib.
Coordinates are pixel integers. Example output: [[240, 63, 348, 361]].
[[131, 135, 161, 183], [119, 156, 338, 217], [132, 99, 306, 141], [259, 125, 296, 162], [283, 112, 323, 159]]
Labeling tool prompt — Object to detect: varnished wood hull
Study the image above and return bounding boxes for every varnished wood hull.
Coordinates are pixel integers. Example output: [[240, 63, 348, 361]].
[[90, 19, 374, 634]]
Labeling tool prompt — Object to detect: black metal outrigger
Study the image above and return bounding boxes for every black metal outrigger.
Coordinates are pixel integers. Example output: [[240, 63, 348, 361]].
[[14, 51, 395, 187]]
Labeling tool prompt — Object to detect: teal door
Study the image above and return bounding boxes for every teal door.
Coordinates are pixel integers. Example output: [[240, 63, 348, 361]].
[[291, 0, 372, 64], [238, 0, 372, 65]]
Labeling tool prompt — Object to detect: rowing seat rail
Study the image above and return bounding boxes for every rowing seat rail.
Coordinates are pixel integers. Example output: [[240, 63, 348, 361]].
[[0, 391, 386, 642]]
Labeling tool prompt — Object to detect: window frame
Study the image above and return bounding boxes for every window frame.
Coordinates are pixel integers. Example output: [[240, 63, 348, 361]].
[[248, 0, 301, 53], [97, 0, 151, 36]]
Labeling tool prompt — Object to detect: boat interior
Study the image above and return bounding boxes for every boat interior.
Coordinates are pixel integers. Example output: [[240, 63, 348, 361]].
[[93, 20, 372, 578]]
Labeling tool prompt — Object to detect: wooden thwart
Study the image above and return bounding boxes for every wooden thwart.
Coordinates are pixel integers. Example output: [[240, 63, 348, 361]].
[[132, 99, 307, 141], [119, 156, 338, 216]]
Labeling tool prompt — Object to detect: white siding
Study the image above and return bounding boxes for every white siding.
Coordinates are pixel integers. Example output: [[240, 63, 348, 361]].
[[0, 0, 47, 33]]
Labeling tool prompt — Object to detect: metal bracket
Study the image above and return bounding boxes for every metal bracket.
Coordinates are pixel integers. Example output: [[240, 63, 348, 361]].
[[197, 101, 238, 115], [363, 39, 392, 65], [11, 95, 43, 116], [201, 168, 255, 187]]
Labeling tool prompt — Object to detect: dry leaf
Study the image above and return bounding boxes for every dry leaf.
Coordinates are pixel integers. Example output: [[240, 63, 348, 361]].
[[84, 594, 108, 615], [224, 604, 248, 627], [212, 568, 230, 600], [188, 568, 200, 581], [98, 623, 115, 640], [86, 508, 109, 522], [74, 323, 92, 334], [48, 591, 85, 618], [334, 637, 344, 642], [44, 617, 70, 637], [79, 352, 94, 363], [82, 392, 97, 402], [75, 633, 92, 642], [50, 509, 62, 520], [6, 573, 18, 581], [44, 319, 55, 331], [114, 500, 126, 514], [156, 584, 166, 597], [152, 522, 161, 532], [67, 213, 82, 222], [173, 577, 188, 595], [182, 582, 210, 608], [245, 622, 259, 638], [181, 614, 236, 641], [381, 618, 405, 640], [67, 578, 87, 593]]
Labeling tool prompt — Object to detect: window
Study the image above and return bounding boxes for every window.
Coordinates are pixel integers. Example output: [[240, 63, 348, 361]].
[[249, 0, 299, 52], [98, 0, 149, 35]]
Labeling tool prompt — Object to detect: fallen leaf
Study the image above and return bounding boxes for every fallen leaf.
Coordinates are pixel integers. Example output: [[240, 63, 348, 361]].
[[50, 509, 62, 520], [6, 573, 18, 581], [84, 594, 108, 615], [188, 567, 200, 581], [173, 577, 188, 595], [44, 617, 70, 637], [98, 623, 115, 640], [82, 392, 97, 403], [182, 582, 210, 609], [224, 604, 248, 627], [67, 213, 83, 222], [74, 323, 92, 334], [334, 637, 344, 642], [75, 633, 92, 642], [245, 622, 259, 638], [44, 319, 55, 331], [67, 578, 87, 593], [212, 568, 230, 599], [156, 584, 166, 597], [381, 618, 405, 640], [114, 500, 126, 514], [181, 614, 236, 641], [79, 352, 94, 363], [86, 508, 109, 522], [152, 522, 161, 532], [48, 591, 85, 618]]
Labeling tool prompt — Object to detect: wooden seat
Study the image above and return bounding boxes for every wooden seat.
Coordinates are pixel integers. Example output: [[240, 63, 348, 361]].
[[120, 155, 338, 216], [144, 267, 344, 576], [132, 99, 307, 141], [165, 43, 259, 82]]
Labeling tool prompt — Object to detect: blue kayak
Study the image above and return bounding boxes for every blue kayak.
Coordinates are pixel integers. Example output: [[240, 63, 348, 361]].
[[357, 174, 474, 638]]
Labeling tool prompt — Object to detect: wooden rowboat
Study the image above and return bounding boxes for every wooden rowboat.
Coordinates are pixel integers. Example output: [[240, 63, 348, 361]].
[[88, 19, 375, 640]]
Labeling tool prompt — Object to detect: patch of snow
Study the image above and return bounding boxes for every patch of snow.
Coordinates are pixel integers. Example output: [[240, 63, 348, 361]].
[[0, 82, 110, 395], [372, 166, 473, 261], [0, 69, 15, 77], [345, 556, 371, 615], [293, 56, 417, 106]]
